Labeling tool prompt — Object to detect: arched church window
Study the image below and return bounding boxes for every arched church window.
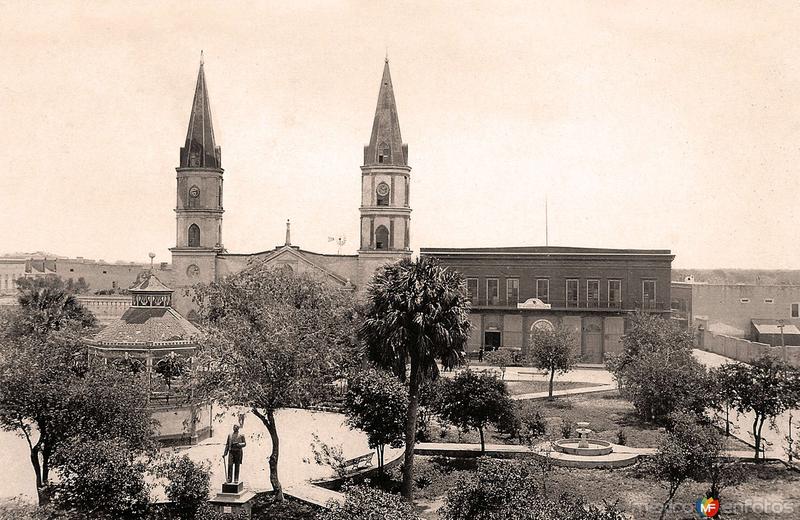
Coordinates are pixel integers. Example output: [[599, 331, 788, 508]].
[[375, 225, 389, 250], [376, 182, 390, 206], [377, 142, 391, 163], [188, 224, 200, 247]]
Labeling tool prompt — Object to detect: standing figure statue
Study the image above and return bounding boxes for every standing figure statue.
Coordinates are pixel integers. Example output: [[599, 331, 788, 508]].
[[223, 424, 247, 484]]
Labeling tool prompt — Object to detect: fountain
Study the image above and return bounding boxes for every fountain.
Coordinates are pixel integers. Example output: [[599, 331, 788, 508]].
[[532, 420, 638, 468]]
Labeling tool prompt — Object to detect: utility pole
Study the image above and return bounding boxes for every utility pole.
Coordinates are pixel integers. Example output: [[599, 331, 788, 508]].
[[545, 195, 549, 246], [777, 320, 787, 362]]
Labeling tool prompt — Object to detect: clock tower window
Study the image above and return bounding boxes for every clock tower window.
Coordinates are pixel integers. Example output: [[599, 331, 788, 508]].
[[188, 224, 200, 247], [375, 225, 389, 250]]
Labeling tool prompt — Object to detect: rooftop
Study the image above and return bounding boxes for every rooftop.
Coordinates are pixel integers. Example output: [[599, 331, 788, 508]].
[[88, 307, 200, 346]]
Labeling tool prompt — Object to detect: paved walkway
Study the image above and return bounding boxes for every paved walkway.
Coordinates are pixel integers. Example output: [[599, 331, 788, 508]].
[[416, 441, 760, 461], [511, 383, 617, 401], [284, 483, 344, 508]]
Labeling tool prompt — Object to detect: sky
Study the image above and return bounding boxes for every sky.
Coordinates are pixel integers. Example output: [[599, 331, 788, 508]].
[[1, 1, 799, 268]]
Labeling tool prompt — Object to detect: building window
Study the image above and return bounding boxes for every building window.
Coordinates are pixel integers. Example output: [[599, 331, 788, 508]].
[[536, 279, 549, 303], [566, 279, 579, 307], [188, 224, 201, 247], [376, 182, 390, 206], [792, 303, 800, 318], [506, 278, 519, 305], [466, 278, 478, 302], [764, 298, 775, 304], [642, 280, 657, 309], [487, 278, 499, 305], [739, 298, 750, 304], [587, 280, 600, 308], [69, 268, 74, 272], [608, 280, 622, 308]]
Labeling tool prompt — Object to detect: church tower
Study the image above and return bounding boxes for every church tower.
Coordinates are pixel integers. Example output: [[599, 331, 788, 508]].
[[357, 59, 412, 283], [170, 57, 223, 316]]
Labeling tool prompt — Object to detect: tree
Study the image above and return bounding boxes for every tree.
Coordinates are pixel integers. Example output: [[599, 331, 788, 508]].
[[155, 351, 188, 402], [343, 367, 408, 472], [360, 257, 471, 499], [50, 439, 151, 520], [716, 356, 800, 461], [434, 370, 513, 452], [318, 485, 420, 520], [607, 312, 711, 423], [0, 295, 152, 504], [647, 411, 722, 520], [527, 325, 576, 399], [155, 454, 211, 520], [484, 349, 514, 380], [195, 264, 357, 501]]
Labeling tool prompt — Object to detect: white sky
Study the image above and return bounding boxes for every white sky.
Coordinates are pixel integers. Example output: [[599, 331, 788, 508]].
[[1, 1, 799, 268]]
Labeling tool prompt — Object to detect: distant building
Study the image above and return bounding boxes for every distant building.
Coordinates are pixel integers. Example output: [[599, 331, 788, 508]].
[[420, 246, 674, 363], [0, 258, 26, 297], [671, 281, 800, 346]]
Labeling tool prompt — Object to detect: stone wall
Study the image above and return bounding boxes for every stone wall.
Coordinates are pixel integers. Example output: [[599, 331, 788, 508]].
[[699, 329, 800, 368]]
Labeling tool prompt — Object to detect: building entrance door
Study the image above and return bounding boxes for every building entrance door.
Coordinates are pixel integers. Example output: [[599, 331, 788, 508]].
[[484, 331, 501, 352], [582, 318, 603, 363]]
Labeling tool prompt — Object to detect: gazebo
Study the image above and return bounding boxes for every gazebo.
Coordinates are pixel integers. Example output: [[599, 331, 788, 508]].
[[85, 272, 212, 445]]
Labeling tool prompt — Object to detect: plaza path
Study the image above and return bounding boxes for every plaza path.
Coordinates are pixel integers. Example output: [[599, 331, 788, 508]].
[[693, 349, 797, 461], [0, 407, 399, 506]]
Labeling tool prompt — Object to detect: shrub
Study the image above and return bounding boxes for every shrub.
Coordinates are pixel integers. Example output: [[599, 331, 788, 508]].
[[440, 458, 627, 520], [616, 429, 627, 446], [318, 485, 420, 520], [155, 454, 211, 519], [561, 420, 574, 439], [50, 440, 150, 520], [498, 401, 547, 444]]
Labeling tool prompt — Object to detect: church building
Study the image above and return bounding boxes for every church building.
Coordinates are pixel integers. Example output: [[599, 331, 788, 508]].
[[167, 58, 413, 317]]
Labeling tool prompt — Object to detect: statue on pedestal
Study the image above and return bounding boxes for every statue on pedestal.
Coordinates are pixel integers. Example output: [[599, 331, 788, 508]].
[[223, 424, 247, 484]]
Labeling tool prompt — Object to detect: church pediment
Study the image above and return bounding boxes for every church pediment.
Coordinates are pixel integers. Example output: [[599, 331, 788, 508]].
[[257, 246, 352, 287]]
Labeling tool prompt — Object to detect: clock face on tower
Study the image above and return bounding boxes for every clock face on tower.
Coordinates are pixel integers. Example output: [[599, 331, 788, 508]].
[[186, 264, 200, 278], [376, 182, 390, 197], [189, 185, 200, 198]]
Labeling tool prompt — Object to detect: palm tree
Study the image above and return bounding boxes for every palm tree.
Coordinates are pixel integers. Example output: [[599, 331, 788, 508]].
[[16, 276, 96, 334], [360, 257, 471, 500]]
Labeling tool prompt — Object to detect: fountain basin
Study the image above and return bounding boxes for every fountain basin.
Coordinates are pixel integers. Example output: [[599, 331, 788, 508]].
[[553, 438, 613, 456]]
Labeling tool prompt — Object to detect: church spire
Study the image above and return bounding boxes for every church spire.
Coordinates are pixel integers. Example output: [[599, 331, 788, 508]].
[[180, 57, 221, 169], [364, 59, 407, 166]]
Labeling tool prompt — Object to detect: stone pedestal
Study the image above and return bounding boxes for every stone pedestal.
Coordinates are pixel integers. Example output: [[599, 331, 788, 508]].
[[210, 482, 255, 518]]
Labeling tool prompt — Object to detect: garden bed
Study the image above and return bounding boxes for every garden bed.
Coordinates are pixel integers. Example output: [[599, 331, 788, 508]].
[[364, 456, 800, 519], [423, 390, 752, 451]]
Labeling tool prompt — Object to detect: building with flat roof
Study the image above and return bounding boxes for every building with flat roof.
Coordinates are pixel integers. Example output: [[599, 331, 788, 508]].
[[420, 246, 674, 363], [671, 280, 800, 346]]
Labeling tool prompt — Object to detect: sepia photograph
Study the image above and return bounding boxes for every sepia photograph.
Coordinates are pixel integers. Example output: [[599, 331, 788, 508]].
[[1, 1, 799, 518]]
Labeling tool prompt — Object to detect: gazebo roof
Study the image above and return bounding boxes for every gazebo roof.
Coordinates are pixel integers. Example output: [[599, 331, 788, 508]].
[[88, 307, 200, 346]]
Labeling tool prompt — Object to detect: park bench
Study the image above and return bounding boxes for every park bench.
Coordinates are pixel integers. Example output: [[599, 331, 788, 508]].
[[342, 452, 374, 473]]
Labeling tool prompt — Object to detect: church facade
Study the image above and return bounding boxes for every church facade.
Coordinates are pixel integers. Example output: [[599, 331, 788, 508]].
[[168, 59, 413, 317]]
